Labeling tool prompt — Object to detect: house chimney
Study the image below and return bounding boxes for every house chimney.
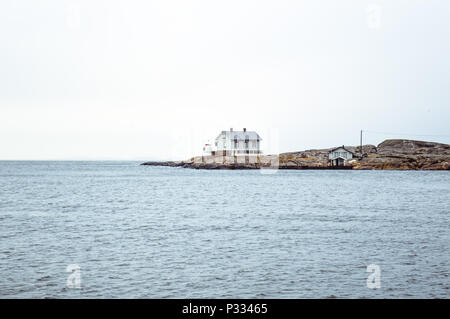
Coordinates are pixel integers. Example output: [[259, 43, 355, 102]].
[[230, 128, 233, 132], [243, 128, 246, 132]]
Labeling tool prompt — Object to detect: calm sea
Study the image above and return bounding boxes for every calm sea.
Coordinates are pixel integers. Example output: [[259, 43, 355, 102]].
[[0, 161, 449, 298]]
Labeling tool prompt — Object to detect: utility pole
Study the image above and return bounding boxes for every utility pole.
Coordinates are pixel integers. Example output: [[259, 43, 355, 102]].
[[360, 130, 363, 158]]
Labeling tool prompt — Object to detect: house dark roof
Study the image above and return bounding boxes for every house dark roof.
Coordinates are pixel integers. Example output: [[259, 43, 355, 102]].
[[329, 145, 355, 155]]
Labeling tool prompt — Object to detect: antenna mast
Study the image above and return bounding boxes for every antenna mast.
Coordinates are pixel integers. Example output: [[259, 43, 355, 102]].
[[360, 130, 363, 158]]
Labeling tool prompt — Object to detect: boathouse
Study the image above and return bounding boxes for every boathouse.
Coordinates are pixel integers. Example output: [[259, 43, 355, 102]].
[[328, 146, 354, 167]]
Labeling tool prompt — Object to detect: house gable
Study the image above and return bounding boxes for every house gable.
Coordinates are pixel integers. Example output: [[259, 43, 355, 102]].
[[329, 146, 354, 160], [214, 129, 263, 155]]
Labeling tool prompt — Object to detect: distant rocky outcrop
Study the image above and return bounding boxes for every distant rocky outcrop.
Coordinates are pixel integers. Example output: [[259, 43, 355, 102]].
[[141, 139, 450, 170], [355, 139, 450, 170]]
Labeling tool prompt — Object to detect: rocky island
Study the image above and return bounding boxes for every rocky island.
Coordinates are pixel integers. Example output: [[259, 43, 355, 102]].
[[141, 139, 450, 170]]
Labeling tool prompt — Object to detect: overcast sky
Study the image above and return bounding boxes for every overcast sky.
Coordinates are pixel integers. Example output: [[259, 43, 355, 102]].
[[1, 0, 449, 160]]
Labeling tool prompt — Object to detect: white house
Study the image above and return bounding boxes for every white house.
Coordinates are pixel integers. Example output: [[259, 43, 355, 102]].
[[202, 142, 213, 156], [214, 128, 262, 156], [328, 146, 354, 166]]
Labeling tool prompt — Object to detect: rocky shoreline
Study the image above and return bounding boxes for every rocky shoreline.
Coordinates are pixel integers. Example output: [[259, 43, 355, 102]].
[[141, 139, 450, 170]]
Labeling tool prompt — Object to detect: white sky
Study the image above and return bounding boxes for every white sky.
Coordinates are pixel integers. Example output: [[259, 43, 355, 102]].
[[1, 0, 449, 160]]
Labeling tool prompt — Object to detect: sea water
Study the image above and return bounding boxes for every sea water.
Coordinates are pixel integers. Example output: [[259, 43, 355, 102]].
[[0, 161, 449, 298]]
